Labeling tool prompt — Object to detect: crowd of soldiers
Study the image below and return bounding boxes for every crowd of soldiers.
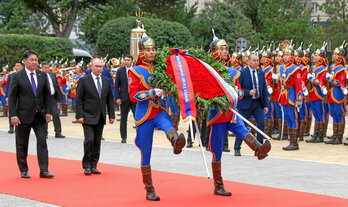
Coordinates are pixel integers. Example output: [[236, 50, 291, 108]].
[[228, 40, 348, 150]]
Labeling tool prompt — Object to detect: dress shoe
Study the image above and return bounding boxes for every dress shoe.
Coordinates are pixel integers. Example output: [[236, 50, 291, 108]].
[[8, 129, 14, 134], [55, 133, 65, 138], [186, 142, 193, 148], [84, 168, 91, 175], [91, 168, 101, 174], [234, 149, 241, 156], [21, 171, 30, 178], [223, 146, 230, 152], [72, 120, 78, 124], [101, 137, 105, 140], [121, 139, 127, 143], [40, 171, 54, 178]]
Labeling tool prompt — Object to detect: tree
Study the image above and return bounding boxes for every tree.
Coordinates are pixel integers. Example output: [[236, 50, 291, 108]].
[[78, 0, 136, 48], [0, 0, 49, 35], [190, 0, 260, 50], [20, 0, 107, 38], [225, 0, 265, 32], [258, 0, 312, 44], [136, 0, 197, 28], [319, 0, 348, 47], [96, 16, 193, 58]]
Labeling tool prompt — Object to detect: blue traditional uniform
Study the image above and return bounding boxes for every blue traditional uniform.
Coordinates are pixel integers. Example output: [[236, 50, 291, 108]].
[[325, 42, 347, 145], [128, 33, 185, 201], [207, 33, 271, 197]]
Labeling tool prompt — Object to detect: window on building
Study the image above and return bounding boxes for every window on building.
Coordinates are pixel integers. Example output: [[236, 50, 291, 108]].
[[312, 2, 318, 12]]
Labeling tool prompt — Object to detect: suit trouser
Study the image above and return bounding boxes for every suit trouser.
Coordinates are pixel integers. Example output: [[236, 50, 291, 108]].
[[234, 99, 265, 150], [52, 98, 62, 133], [16, 113, 49, 172], [82, 116, 104, 169], [120, 100, 136, 139]]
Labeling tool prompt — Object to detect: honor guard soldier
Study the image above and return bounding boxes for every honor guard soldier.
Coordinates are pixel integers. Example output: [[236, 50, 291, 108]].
[[208, 32, 271, 196], [272, 46, 288, 140], [325, 41, 347, 145], [278, 43, 303, 150], [302, 45, 313, 137], [128, 33, 186, 201], [261, 47, 275, 138], [294, 44, 310, 141], [306, 43, 329, 143]]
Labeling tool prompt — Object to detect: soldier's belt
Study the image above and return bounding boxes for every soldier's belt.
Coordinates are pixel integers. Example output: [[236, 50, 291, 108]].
[[281, 85, 294, 90]]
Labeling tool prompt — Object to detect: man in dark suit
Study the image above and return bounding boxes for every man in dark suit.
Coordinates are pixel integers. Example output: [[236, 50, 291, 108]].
[[41, 62, 65, 139], [76, 58, 115, 175], [6, 61, 24, 134], [234, 52, 270, 155], [115, 55, 136, 143], [8, 50, 54, 179]]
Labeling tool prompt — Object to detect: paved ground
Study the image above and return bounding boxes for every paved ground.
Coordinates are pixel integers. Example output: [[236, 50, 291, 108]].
[[1, 113, 348, 206]]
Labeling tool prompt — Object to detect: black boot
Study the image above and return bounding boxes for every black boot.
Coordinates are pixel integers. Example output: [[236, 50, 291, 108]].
[[283, 128, 299, 151], [312, 122, 324, 143], [212, 162, 231, 196], [331, 123, 344, 145], [274, 119, 288, 140], [243, 134, 271, 160], [141, 165, 160, 201], [306, 122, 319, 143], [304, 116, 312, 136], [166, 128, 186, 154], [324, 123, 338, 144]]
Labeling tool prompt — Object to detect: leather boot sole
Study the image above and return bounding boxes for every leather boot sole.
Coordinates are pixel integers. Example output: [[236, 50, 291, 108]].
[[173, 133, 186, 154]]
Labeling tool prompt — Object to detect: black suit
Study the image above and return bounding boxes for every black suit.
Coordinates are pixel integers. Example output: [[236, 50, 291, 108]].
[[6, 72, 15, 131], [115, 67, 136, 140], [8, 69, 52, 173], [47, 72, 63, 134], [76, 74, 115, 169]]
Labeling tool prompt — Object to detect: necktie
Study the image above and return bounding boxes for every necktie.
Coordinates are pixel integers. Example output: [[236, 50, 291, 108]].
[[252, 70, 259, 98], [30, 72, 37, 96], [96, 76, 101, 97]]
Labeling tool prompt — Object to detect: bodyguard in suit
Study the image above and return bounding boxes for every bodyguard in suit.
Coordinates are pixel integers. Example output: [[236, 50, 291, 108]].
[[115, 55, 136, 143], [41, 62, 65, 138], [76, 58, 115, 175], [8, 50, 54, 179], [235, 52, 270, 152], [6, 61, 24, 134]]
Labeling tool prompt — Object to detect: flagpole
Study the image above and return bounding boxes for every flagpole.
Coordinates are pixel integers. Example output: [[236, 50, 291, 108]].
[[229, 108, 272, 140], [190, 118, 210, 179]]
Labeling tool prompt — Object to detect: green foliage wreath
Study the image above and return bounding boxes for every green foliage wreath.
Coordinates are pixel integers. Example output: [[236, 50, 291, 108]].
[[151, 47, 233, 113]]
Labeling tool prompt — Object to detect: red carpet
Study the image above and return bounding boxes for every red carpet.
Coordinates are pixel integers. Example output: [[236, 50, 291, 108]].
[[0, 151, 347, 207]]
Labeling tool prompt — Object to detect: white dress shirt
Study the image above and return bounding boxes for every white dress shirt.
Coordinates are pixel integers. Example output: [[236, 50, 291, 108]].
[[91, 72, 102, 91], [25, 68, 37, 87], [46, 73, 55, 95], [248, 67, 259, 99]]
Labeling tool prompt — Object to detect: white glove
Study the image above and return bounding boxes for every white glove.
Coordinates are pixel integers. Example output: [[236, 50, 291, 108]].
[[154, 88, 163, 96], [303, 87, 309, 96], [326, 73, 332, 79], [272, 73, 278, 80], [307, 73, 314, 80], [321, 86, 327, 95], [342, 87, 348, 95], [267, 87, 273, 94]]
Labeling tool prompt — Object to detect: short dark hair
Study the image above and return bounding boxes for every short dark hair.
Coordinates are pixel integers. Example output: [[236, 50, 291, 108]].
[[41, 61, 49, 66], [125, 55, 133, 60], [248, 52, 259, 60], [22, 50, 38, 60], [13, 61, 24, 69]]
